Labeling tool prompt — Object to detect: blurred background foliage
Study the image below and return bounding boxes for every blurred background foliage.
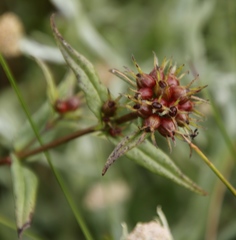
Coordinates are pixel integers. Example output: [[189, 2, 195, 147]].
[[0, 0, 236, 239]]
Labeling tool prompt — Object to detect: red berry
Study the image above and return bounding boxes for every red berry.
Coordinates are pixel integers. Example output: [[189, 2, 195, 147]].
[[137, 87, 153, 100], [169, 86, 188, 103], [143, 115, 161, 132], [178, 100, 194, 112], [135, 103, 152, 118], [136, 73, 156, 89], [158, 118, 176, 139], [66, 96, 81, 111], [167, 74, 179, 86], [149, 67, 164, 81], [175, 113, 189, 127], [54, 100, 68, 113]]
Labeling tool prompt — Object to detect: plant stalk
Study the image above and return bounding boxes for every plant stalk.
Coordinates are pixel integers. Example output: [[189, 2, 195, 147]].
[[183, 135, 236, 197], [17, 125, 99, 159]]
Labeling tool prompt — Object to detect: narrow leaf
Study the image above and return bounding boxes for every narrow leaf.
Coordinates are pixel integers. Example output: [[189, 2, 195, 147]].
[[10, 154, 38, 239], [50, 14, 108, 119], [107, 133, 207, 195], [102, 130, 146, 175], [35, 58, 58, 104]]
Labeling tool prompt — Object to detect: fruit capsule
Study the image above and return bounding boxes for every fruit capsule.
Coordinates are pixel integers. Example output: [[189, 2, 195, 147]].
[[136, 73, 156, 89], [137, 87, 153, 100], [135, 103, 152, 118], [143, 114, 161, 132], [158, 118, 176, 139]]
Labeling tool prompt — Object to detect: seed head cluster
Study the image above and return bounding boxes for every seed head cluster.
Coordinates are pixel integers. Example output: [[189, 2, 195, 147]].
[[110, 55, 207, 150]]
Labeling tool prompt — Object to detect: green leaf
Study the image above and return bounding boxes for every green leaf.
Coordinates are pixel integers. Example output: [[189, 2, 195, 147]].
[[10, 154, 38, 239], [50, 14, 108, 120], [107, 133, 207, 196], [35, 58, 58, 104], [102, 130, 146, 175]]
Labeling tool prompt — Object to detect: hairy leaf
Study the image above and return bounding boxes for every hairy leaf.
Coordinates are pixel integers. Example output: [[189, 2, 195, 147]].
[[107, 134, 207, 196], [50, 14, 108, 120], [10, 154, 38, 239], [103, 130, 146, 175]]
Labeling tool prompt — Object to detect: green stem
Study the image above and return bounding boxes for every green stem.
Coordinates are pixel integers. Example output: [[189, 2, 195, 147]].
[[22, 116, 62, 151], [183, 135, 236, 197], [45, 151, 94, 240]]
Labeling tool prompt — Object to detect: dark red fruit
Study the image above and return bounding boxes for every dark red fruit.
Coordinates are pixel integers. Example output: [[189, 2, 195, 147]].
[[136, 73, 156, 89], [54, 100, 68, 113], [144, 115, 161, 132], [178, 100, 194, 112], [54, 96, 81, 114], [167, 74, 179, 86], [169, 86, 188, 103], [176, 113, 189, 127], [137, 87, 153, 100], [149, 67, 164, 81], [66, 96, 81, 111], [158, 118, 176, 139], [136, 103, 152, 118]]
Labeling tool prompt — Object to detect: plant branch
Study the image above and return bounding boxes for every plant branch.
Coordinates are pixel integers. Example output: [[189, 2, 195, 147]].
[[17, 125, 100, 159], [0, 111, 139, 166], [17, 111, 139, 160], [114, 111, 138, 124]]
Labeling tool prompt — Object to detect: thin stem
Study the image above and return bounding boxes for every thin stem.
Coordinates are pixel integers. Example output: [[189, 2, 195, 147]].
[[17, 125, 99, 159], [205, 154, 233, 240], [19, 111, 139, 161], [114, 112, 138, 124], [46, 152, 94, 240], [0, 112, 139, 165], [183, 135, 236, 196], [22, 116, 62, 151]]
